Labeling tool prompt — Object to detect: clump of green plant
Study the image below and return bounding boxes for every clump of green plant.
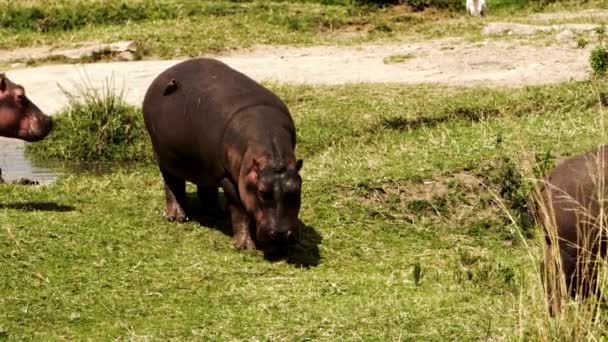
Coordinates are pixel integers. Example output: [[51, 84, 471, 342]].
[[576, 36, 588, 49], [26, 78, 152, 162], [383, 53, 415, 64], [590, 25, 608, 77]]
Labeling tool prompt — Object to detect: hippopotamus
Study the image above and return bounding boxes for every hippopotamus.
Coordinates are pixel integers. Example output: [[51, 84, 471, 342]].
[[0, 73, 52, 142], [533, 145, 608, 314], [143, 58, 303, 251], [0, 73, 53, 183]]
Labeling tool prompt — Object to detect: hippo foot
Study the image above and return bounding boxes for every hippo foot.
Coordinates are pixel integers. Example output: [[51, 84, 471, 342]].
[[233, 234, 256, 250], [163, 204, 188, 223]]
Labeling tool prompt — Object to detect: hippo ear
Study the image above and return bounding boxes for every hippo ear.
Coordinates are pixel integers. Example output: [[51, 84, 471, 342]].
[[296, 159, 303, 172]]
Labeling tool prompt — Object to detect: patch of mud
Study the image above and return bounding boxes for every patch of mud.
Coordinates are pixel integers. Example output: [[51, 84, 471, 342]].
[[354, 172, 501, 226], [0, 138, 58, 184]]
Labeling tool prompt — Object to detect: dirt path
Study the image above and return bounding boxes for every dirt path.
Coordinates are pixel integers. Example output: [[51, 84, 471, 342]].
[[5, 36, 591, 115]]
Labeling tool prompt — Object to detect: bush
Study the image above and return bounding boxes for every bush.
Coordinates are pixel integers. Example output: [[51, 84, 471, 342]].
[[590, 46, 608, 77], [26, 79, 152, 162]]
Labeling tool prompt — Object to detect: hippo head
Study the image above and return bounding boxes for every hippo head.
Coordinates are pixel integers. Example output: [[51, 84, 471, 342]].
[[242, 157, 303, 248], [0, 74, 52, 142]]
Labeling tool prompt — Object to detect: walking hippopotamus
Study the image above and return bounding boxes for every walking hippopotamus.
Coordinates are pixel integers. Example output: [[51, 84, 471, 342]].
[[533, 145, 608, 314], [0, 73, 52, 142], [143, 58, 303, 251]]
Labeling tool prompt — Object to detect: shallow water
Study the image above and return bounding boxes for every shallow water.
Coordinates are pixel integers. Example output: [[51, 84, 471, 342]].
[[0, 137, 60, 183]]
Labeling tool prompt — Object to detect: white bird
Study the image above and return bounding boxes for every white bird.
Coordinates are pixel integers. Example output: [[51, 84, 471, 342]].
[[466, 0, 487, 16]]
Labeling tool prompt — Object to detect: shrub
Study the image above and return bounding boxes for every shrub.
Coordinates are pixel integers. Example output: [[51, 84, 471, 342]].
[[590, 46, 608, 77], [26, 78, 152, 162]]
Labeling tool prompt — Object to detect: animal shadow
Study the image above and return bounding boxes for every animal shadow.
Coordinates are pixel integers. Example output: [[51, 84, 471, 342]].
[[185, 192, 322, 267], [264, 220, 323, 268], [185, 192, 232, 235], [0, 201, 75, 212]]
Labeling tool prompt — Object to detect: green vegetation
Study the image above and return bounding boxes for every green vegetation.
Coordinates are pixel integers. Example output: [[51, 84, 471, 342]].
[[28, 80, 148, 162], [382, 52, 415, 63], [590, 25, 608, 76], [0, 0, 604, 61], [14, 78, 608, 339]]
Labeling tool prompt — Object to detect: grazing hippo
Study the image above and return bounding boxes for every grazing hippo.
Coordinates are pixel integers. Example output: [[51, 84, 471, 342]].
[[143, 58, 303, 251], [0, 73, 52, 142], [533, 145, 608, 314]]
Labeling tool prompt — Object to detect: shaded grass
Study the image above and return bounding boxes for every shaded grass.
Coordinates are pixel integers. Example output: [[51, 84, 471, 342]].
[[12, 78, 608, 339]]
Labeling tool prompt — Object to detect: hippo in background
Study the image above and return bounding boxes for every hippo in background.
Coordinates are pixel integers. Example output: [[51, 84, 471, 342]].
[[532, 145, 608, 315], [0, 73, 53, 183], [143, 58, 303, 251]]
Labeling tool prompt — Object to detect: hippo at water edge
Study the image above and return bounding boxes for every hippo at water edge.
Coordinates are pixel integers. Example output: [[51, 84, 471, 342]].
[[0, 73, 53, 183], [0, 73, 52, 142], [143, 58, 304, 251], [532, 145, 608, 314]]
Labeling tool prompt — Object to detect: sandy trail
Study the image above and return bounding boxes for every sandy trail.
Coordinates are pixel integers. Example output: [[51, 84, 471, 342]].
[[5, 37, 591, 115]]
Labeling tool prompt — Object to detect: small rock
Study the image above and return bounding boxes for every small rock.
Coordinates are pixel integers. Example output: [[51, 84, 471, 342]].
[[556, 29, 575, 43], [109, 40, 138, 53], [118, 51, 137, 62]]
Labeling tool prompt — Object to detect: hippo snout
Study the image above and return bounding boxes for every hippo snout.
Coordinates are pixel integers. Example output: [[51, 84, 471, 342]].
[[269, 229, 297, 243], [24, 114, 53, 142]]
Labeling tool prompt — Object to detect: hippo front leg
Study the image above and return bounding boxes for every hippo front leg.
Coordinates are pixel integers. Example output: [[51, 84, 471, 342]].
[[161, 168, 188, 222], [220, 178, 255, 250]]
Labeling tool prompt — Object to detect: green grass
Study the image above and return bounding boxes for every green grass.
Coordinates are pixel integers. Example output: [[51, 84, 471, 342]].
[[0, 0, 606, 62], [383, 52, 415, 63], [12, 79, 608, 339]]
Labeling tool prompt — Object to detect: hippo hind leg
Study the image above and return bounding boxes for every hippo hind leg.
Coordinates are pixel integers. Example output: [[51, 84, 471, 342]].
[[197, 186, 223, 216], [161, 168, 188, 222]]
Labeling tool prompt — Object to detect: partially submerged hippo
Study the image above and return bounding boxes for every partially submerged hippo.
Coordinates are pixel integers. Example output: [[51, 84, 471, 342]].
[[533, 145, 608, 314], [0, 73, 52, 142], [0, 73, 53, 183], [143, 58, 303, 251]]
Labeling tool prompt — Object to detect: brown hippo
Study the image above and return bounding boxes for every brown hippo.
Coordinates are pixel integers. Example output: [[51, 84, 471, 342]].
[[143, 58, 303, 251], [0, 73, 53, 183], [0, 73, 52, 142], [533, 145, 608, 314]]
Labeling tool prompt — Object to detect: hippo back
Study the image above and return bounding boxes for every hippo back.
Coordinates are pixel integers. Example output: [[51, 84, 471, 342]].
[[142, 58, 295, 184]]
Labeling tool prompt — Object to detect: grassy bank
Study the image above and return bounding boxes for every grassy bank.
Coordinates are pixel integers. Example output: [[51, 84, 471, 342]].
[[9, 79, 608, 339], [0, 0, 605, 61]]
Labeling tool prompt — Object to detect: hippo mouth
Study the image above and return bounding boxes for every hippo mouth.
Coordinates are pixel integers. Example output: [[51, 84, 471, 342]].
[[255, 229, 299, 250], [19, 116, 53, 142]]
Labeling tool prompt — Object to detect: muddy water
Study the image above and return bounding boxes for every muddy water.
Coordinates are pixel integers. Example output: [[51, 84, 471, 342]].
[[0, 138, 59, 183]]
